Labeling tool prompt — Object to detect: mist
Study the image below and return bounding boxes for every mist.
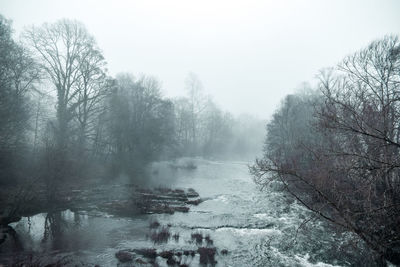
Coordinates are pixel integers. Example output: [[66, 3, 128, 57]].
[[2, 0, 399, 117], [0, 1, 400, 266]]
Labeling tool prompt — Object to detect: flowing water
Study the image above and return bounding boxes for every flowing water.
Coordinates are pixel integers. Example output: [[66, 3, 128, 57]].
[[1, 159, 369, 266]]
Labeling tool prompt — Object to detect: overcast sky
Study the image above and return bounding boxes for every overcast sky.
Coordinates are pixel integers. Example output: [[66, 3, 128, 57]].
[[1, 0, 399, 119]]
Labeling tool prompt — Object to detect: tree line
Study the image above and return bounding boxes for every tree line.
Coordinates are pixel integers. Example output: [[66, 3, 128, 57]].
[[252, 35, 400, 265], [0, 15, 264, 190]]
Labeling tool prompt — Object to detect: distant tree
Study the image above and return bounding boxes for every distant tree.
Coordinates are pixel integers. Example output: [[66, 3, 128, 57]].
[[230, 114, 265, 159], [107, 74, 175, 179], [252, 35, 400, 265], [201, 99, 234, 157], [0, 15, 40, 184], [174, 76, 264, 159], [184, 72, 207, 155], [173, 97, 192, 155]]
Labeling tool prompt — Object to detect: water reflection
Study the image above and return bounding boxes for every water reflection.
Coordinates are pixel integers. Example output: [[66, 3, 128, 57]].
[[3, 209, 100, 254], [3, 208, 148, 257], [42, 211, 68, 250]]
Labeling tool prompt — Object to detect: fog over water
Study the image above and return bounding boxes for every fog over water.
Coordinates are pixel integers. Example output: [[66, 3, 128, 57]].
[[1, 1, 400, 266]]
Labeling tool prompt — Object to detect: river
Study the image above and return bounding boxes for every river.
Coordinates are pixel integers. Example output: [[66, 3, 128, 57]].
[[1, 159, 371, 266]]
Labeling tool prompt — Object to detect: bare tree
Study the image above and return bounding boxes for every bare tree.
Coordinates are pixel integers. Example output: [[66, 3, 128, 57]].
[[252, 35, 400, 265], [75, 45, 109, 155], [0, 15, 40, 184], [173, 97, 192, 154], [201, 99, 234, 157], [184, 72, 207, 155], [23, 19, 108, 183], [107, 74, 175, 179]]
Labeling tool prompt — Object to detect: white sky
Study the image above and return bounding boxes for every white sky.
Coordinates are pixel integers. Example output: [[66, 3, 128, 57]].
[[1, 0, 399, 119]]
